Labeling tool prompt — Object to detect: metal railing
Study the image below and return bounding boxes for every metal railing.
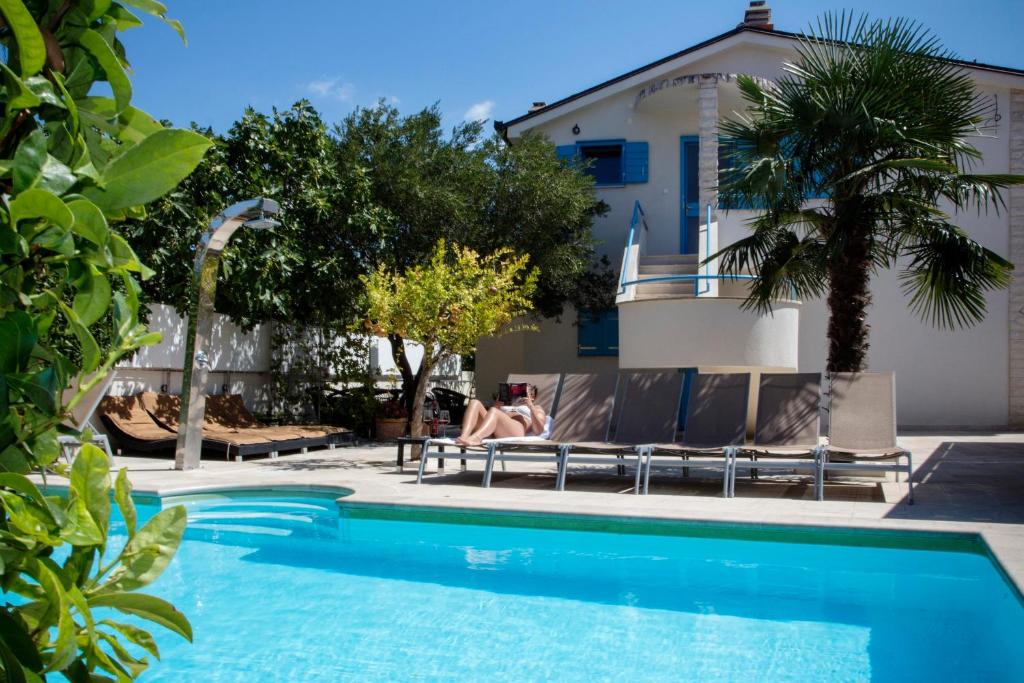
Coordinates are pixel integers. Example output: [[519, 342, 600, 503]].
[[618, 202, 758, 295], [617, 200, 650, 298]]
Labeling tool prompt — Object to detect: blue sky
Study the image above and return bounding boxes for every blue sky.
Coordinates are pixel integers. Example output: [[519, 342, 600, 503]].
[[122, 0, 1024, 133]]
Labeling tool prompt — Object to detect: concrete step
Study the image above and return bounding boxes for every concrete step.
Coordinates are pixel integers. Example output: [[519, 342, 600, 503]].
[[639, 253, 698, 266], [635, 282, 697, 298], [638, 263, 699, 275]]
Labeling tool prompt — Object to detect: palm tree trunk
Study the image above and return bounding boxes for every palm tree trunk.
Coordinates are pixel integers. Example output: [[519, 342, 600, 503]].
[[825, 230, 872, 372]]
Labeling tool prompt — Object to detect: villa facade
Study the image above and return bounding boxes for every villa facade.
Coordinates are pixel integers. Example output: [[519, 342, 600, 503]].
[[477, 2, 1024, 428]]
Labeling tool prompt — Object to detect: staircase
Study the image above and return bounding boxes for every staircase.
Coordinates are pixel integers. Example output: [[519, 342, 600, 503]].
[[634, 254, 699, 301]]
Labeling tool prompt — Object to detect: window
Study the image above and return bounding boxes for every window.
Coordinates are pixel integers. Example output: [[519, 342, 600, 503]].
[[556, 140, 648, 186], [577, 308, 619, 357], [580, 144, 624, 185]]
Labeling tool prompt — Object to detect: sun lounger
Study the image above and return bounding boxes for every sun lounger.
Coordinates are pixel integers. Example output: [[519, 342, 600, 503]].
[[481, 372, 619, 490], [140, 392, 348, 461], [417, 373, 563, 484], [642, 372, 750, 496], [99, 394, 178, 453], [59, 370, 118, 461], [729, 373, 822, 497], [818, 372, 914, 504], [557, 370, 686, 493]]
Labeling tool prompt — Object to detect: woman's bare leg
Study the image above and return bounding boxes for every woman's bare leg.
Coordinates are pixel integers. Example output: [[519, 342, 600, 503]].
[[458, 400, 487, 439], [459, 408, 526, 446]]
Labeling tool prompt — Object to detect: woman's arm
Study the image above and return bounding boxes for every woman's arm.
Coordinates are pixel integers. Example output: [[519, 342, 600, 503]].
[[523, 395, 546, 435]]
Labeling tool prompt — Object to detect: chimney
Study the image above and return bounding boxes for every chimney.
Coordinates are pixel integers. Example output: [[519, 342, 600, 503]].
[[739, 1, 773, 30], [529, 101, 547, 112]]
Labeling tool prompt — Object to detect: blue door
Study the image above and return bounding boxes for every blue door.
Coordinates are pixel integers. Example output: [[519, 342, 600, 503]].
[[679, 136, 699, 254]]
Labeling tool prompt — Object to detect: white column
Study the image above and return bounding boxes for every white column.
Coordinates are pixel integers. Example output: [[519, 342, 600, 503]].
[[698, 75, 720, 297]]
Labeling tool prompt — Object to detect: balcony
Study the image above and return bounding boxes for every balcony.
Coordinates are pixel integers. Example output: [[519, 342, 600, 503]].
[[615, 201, 800, 370]]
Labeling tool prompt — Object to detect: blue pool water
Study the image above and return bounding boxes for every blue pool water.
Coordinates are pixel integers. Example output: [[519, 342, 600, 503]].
[[109, 492, 1023, 682]]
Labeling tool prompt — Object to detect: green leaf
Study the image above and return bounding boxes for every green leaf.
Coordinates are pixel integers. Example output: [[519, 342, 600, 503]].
[[87, 593, 192, 642], [119, 0, 186, 44], [113, 468, 137, 538], [99, 619, 159, 659], [107, 233, 143, 272], [82, 129, 212, 212], [0, 607, 42, 672], [72, 266, 112, 327], [6, 367, 58, 414], [67, 198, 110, 246], [77, 29, 132, 115], [12, 128, 46, 194], [0, 0, 47, 76], [111, 291, 133, 345], [58, 299, 101, 371], [0, 310, 36, 373], [24, 76, 64, 108], [78, 96, 164, 145], [0, 62, 40, 114], [69, 443, 111, 538], [0, 639, 28, 683], [99, 505, 185, 593], [61, 494, 105, 546], [9, 188, 74, 230]]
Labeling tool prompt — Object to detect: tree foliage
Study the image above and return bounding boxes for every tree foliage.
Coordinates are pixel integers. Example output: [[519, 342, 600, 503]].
[[0, 1, 207, 678], [362, 240, 537, 434], [716, 13, 1020, 371], [126, 100, 609, 419]]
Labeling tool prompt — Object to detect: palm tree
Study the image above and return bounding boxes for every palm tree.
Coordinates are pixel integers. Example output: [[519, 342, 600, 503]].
[[715, 13, 1021, 372]]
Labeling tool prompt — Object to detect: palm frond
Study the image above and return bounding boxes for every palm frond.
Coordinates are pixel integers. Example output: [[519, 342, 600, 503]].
[[899, 221, 1013, 328]]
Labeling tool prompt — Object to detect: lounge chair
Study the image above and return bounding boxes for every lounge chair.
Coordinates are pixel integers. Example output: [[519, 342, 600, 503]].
[[417, 373, 563, 483], [141, 392, 346, 461], [642, 373, 750, 496], [59, 370, 118, 461], [818, 372, 914, 504], [482, 372, 619, 490], [557, 370, 686, 493], [98, 394, 178, 453], [729, 373, 822, 497]]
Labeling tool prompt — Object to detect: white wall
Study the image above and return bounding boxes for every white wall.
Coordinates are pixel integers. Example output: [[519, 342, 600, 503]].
[[113, 304, 273, 410]]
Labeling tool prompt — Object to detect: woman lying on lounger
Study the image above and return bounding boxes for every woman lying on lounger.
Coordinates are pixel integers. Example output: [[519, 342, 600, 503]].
[[456, 385, 546, 446]]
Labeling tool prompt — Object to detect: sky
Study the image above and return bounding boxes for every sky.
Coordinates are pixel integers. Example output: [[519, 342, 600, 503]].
[[121, 0, 1024, 134]]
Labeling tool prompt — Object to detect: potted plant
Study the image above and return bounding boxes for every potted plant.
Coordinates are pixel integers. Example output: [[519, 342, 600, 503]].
[[374, 396, 409, 441]]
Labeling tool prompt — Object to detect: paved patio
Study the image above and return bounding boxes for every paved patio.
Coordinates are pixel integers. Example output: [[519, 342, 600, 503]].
[[99, 430, 1024, 591]]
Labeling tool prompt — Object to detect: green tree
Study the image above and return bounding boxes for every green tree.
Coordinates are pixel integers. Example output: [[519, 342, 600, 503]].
[[362, 240, 537, 434], [716, 14, 1021, 371], [336, 102, 609, 417], [0, 1, 208, 678]]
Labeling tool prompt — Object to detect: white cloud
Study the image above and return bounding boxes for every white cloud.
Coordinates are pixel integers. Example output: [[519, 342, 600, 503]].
[[388, 95, 401, 105], [306, 77, 354, 101], [463, 99, 495, 122]]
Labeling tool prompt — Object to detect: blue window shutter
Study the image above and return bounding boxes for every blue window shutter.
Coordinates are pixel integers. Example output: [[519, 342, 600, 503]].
[[577, 309, 619, 357], [604, 308, 619, 355], [623, 141, 648, 183], [555, 144, 578, 163]]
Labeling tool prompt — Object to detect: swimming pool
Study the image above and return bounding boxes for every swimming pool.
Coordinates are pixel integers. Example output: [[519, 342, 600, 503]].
[[116, 490, 1023, 681]]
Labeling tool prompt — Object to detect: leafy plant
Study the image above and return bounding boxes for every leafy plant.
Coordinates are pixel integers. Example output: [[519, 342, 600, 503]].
[[0, 1, 210, 679], [715, 13, 1021, 371], [362, 240, 537, 435]]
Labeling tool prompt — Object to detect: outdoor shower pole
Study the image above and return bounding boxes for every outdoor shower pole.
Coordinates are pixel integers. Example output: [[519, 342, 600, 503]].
[[174, 198, 280, 471]]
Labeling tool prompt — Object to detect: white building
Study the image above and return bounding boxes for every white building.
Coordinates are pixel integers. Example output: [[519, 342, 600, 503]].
[[477, 1, 1024, 429]]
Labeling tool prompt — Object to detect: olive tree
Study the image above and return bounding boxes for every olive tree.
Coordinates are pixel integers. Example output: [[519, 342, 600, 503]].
[[362, 240, 537, 435]]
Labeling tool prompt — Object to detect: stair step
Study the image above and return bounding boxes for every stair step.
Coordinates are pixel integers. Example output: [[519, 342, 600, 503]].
[[634, 290, 697, 301], [635, 282, 697, 296], [639, 254, 698, 266], [638, 264, 699, 275]]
